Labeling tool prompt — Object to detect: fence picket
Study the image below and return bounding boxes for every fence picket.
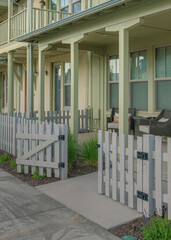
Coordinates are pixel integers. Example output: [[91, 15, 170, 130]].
[[143, 134, 155, 217], [46, 123, 52, 177], [105, 131, 110, 197], [31, 122, 36, 174], [24, 120, 29, 174], [137, 136, 143, 213], [120, 134, 126, 204], [54, 124, 60, 178], [17, 118, 23, 173], [98, 130, 104, 194], [13, 117, 17, 156], [60, 125, 68, 180], [111, 132, 118, 200], [155, 136, 163, 216], [128, 135, 135, 209], [168, 138, 171, 220], [38, 122, 45, 176]]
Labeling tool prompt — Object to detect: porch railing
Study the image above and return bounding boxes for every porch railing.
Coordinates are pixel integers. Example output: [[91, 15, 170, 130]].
[[32, 8, 73, 31], [0, 20, 8, 45], [10, 9, 27, 40]]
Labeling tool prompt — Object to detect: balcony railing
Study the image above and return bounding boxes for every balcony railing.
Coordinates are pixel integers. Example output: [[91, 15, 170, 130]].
[[0, 20, 8, 45], [10, 9, 27, 40], [0, 7, 73, 46]]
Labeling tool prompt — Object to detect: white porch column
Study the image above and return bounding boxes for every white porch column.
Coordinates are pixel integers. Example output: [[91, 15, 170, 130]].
[[8, 0, 13, 42], [7, 51, 14, 115], [71, 42, 79, 138], [119, 29, 129, 137], [27, 43, 33, 114]]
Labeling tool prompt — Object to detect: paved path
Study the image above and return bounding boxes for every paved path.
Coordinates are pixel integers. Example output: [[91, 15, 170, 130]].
[[37, 172, 142, 230], [0, 169, 120, 240]]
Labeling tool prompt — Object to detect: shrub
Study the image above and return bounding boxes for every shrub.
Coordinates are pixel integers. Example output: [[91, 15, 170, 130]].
[[68, 131, 78, 169], [142, 216, 171, 240], [80, 137, 98, 166], [10, 160, 17, 168], [32, 168, 46, 179], [0, 153, 10, 163], [21, 166, 24, 173]]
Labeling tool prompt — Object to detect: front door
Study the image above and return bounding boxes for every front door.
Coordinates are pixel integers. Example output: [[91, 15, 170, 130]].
[[54, 63, 61, 113]]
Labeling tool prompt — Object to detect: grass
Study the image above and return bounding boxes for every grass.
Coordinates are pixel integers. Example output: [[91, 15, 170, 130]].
[[32, 168, 46, 179], [80, 137, 98, 166], [0, 153, 10, 163], [142, 215, 171, 240], [68, 131, 79, 169], [10, 160, 17, 168]]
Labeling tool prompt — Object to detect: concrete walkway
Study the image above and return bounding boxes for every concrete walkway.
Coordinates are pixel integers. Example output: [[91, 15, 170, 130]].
[[37, 172, 142, 230], [0, 169, 120, 240]]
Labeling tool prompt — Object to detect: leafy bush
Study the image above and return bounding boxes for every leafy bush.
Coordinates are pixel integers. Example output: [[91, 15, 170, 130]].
[[142, 216, 171, 240], [68, 131, 78, 169], [80, 137, 98, 166], [21, 166, 24, 173], [0, 153, 10, 163], [32, 168, 46, 179], [10, 160, 17, 168]]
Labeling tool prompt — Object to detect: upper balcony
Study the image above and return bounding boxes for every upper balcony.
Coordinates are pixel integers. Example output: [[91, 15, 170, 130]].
[[0, 0, 110, 46]]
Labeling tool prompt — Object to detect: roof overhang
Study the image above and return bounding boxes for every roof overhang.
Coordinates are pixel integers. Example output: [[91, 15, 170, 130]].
[[16, 0, 129, 42]]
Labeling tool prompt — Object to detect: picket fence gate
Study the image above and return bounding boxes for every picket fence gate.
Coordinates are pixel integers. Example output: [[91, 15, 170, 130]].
[[14, 109, 89, 133], [0, 114, 68, 180], [98, 130, 171, 219]]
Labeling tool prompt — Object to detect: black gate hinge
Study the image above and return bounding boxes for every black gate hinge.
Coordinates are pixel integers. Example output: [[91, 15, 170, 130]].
[[137, 151, 148, 160], [137, 191, 148, 202], [97, 144, 100, 148], [58, 135, 65, 141], [58, 162, 65, 168]]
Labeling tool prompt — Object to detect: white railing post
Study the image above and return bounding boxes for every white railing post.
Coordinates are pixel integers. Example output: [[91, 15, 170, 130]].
[[8, 0, 13, 42], [60, 125, 68, 180]]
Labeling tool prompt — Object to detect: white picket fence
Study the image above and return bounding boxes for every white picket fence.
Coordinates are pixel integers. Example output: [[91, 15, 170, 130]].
[[98, 131, 171, 219], [0, 114, 68, 180], [14, 109, 90, 133]]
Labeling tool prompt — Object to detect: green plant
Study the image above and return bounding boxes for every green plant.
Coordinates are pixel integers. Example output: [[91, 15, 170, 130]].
[[32, 168, 46, 179], [80, 137, 98, 166], [68, 131, 78, 169], [10, 160, 17, 168], [142, 216, 171, 240], [0, 153, 10, 163], [21, 166, 24, 173]]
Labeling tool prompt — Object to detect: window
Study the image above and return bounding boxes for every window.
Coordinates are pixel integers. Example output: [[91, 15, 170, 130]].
[[64, 62, 71, 107], [155, 46, 171, 110], [130, 50, 148, 111], [72, 0, 81, 13], [60, 0, 81, 14], [109, 55, 119, 108]]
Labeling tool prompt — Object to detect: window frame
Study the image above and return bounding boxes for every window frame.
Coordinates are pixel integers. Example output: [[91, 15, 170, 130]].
[[108, 54, 119, 110], [154, 44, 171, 111], [130, 49, 148, 111], [64, 62, 71, 108]]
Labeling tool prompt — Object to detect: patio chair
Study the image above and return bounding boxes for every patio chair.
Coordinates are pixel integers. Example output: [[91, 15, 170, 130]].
[[139, 109, 171, 137], [106, 107, 136, 134]]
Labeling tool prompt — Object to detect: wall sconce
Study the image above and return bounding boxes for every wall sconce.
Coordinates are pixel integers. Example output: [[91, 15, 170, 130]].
[[34, 71, 39, 76], [39, 0, 46, 6], [45, 70, 48, 76]]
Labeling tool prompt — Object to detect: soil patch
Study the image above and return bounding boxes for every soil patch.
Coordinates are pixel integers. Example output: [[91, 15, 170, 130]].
[[109, 217, 144, 239], [0, 150, 97, 187]]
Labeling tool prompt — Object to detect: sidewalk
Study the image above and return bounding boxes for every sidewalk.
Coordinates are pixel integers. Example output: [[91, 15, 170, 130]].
[[0, 169, 120, 240], [37, 172, 142, 230]]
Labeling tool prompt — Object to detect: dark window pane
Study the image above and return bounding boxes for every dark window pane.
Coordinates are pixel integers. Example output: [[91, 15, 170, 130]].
[[65, 85, 71, 106], [156, 47, 165, 78], [132, 82, 148, 110], [110, 83, 119, 108], [166, 46, 171, 78], [72, 2, 81, 13], [139, 50, 147, 80], [157, 80, 171, 110]]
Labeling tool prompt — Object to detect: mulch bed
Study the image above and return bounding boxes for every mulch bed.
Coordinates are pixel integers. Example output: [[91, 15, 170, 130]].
[[109, 217, 144, 239], [0, 150, 97, 187]]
